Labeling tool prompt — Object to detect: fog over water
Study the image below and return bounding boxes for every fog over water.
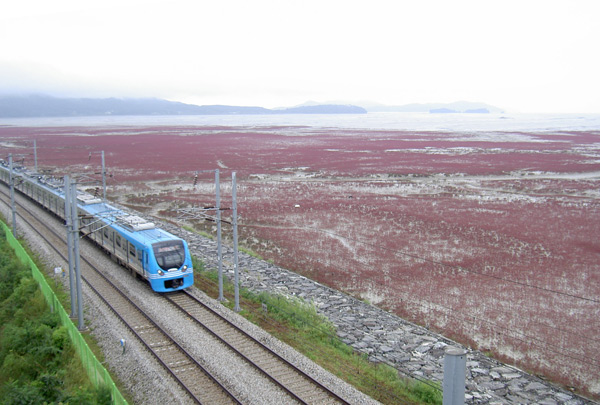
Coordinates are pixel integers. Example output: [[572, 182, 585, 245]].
[[2, 112, 600, 133]]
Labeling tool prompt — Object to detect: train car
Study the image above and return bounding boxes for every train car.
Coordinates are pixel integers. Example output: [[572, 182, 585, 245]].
[[0, 161, 194, 292]]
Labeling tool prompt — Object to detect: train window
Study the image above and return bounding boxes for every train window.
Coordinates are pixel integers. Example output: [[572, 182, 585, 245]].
[[103, 228, 108, 238], [116, 235, 121, 248], [152, 240, 185, 270], [129, 244, 136, 257]]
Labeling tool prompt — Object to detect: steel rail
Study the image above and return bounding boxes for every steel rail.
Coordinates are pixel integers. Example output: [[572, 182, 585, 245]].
[[0, 185, 241, 404], [166, 290, 350, 405]]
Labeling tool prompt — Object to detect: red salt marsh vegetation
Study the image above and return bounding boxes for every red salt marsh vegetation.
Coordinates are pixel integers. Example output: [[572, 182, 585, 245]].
[[2, 125, 600, 398]]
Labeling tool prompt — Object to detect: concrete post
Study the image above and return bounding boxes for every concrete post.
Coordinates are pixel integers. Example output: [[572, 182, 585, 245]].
[[443, 347, 467, 405]]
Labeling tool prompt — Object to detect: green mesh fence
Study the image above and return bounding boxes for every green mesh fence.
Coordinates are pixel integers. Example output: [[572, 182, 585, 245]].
[[1, 220, 128, 405]]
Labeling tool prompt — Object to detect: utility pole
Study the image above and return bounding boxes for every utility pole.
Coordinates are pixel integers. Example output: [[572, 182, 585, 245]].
[[64, 176, 84, 330], [88, 150, 107, 201], [64, 175, 77, 318], [101, 150, 106, 201], [70, 180, 85, 331], [216, 169, 224, 302], [33, 140, 38, 173], [8, 154, 16, 237], [232, 171, 240, 312], [175, 170, 239, 309]]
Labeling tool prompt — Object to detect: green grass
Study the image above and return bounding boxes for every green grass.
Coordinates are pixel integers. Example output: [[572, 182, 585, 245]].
[[0, 231, 111, 404], [193, 260, 442, 404], [183, 224, 264, 260], [0, 214, 134, 404], [239, 246, 264, 260], [182, 225, 213, 240]]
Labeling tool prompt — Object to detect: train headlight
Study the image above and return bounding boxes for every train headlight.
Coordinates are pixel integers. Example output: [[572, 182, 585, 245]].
[[158, 270, 164, 276], [182, 265, 188, 272]]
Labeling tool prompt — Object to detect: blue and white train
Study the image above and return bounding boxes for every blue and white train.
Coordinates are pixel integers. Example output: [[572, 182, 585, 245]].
[[0, 161, 194, 292]]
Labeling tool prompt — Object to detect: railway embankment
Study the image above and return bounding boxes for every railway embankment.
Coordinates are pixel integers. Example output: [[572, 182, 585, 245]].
[[165, 223, 596, 405], [2, 170, 593, 404]]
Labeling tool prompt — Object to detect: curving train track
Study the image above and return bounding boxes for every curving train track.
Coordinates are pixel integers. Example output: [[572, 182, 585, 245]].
[[0, 185, 240, 404], [0, 183, 351, 404], [166, 290, 348, 404]]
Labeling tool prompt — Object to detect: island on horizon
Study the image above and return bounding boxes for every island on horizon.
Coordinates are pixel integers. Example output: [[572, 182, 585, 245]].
[[0, 94, 503, 118]]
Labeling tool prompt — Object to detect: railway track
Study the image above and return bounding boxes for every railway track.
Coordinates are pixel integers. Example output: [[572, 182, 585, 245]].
[[1, 185, 353, 404], [166, 290, 349, 405], [0, 187, 240, 404]]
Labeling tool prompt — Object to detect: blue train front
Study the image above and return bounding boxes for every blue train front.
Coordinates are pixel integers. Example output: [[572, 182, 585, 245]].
[[0, 161, 193, 292], [80, 198, 194, 292], [147, 237, 194, 291]]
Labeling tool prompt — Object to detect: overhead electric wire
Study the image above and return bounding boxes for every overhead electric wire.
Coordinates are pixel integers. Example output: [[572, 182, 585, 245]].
[[56, 169, 597, 372], [233, 178, 599, 303], [235, 220, 600, 369], [284, 224, 600, 305], [400, 289, 600, 370], [167, 176, 600, 360], [237, 218, 600, 308]]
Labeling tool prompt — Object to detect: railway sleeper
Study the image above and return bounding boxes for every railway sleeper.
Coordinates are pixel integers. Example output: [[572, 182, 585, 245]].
[[133, 323, 155, 331], [273, 370, 299, 382], [150, 342, 176, 350], [290, 382, 321, 395], [227, 336, 249, 346], [262, 363, 285, 373], [168, 360, 193, 369], [233, 342, 255, 352]]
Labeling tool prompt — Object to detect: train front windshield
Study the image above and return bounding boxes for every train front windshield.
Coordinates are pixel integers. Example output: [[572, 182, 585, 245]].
[[153, 240, 185, 270]]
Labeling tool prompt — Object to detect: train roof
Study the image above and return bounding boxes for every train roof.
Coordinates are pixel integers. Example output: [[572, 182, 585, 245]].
[[0, 162, 180, 246], [1, 163, 67, 198], [82, 201, 181, 246]]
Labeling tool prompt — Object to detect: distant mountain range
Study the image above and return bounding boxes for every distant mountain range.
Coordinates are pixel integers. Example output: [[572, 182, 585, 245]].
[[0, 94, 503, 118], [0, 95, 366, 118], [296, 100, 504, 113]]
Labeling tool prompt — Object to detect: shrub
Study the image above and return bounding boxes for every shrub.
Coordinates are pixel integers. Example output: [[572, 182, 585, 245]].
[[0, 232, 108, 404]]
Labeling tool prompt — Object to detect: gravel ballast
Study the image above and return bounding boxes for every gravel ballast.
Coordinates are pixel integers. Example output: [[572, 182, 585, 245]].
[[1, 186, 378, 404], [2, 180, 595, 404]]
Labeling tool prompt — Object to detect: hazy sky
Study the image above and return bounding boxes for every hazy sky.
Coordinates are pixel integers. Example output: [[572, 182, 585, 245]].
[[1, 0, 599, 113]]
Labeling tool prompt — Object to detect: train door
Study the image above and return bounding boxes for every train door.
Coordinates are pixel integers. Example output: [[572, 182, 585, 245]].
[[141, 250, 148, 279], [102, 226, 108, 248], [115, 235, 124, 262], [128, 242, 136, 269], [128, 244, 132, 267], [136, 248, 144, 276]]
